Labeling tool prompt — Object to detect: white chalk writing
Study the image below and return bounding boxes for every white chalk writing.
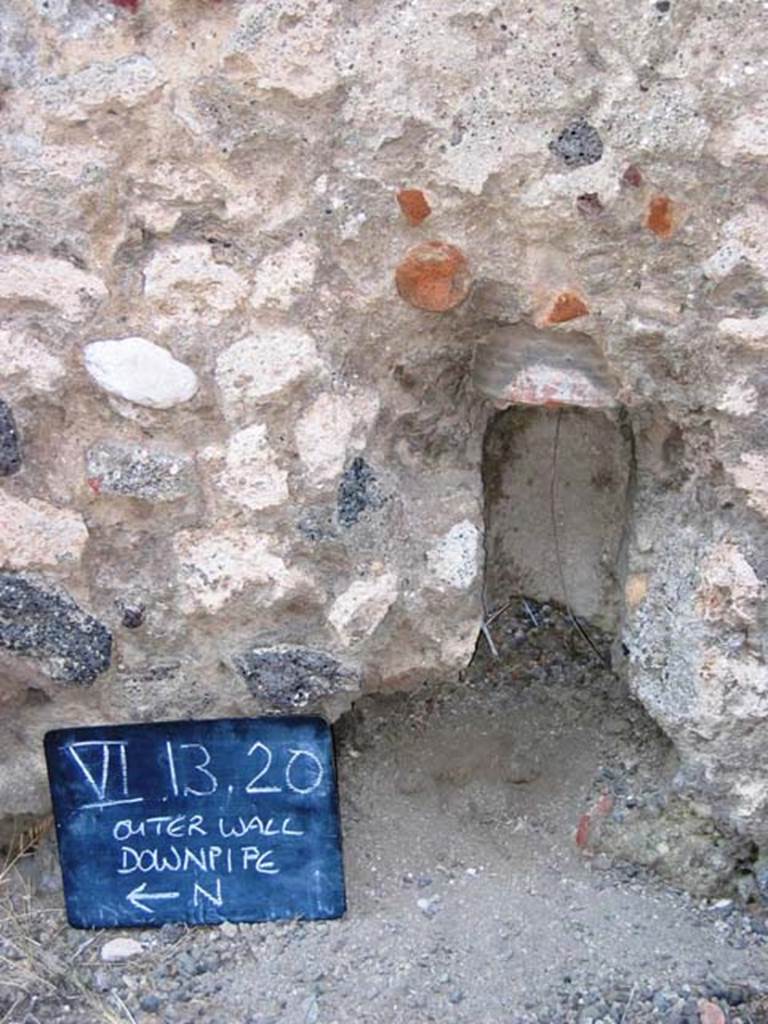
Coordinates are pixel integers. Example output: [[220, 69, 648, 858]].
[[285, 748, 324, 795], [72, 736, 325, 809], [245, 741, 281, 794], [193, 878, 223, 908]]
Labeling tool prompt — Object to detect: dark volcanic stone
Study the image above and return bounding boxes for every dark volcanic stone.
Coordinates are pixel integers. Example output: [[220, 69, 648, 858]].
[[0, 399, 22, 475], [0, 574, 112, 683], [235, 645, 360, 709], [549, 119, 604, 168], [120, 602, 145, 629], [336, 457, 382, 528]]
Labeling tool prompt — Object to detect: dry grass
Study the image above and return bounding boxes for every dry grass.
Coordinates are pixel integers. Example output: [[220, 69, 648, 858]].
[[744, 996, 768, 1024], [0, 817, 54, 887], [0, 820, 139, 1024], [0, 828, 195, 1024]]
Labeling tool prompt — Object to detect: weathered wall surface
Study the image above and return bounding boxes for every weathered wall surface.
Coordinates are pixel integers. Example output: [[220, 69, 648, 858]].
[[1, 0, 767, 857]]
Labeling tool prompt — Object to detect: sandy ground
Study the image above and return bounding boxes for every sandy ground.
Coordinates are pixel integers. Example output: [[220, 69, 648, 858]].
[[2, 601, 767, 1024]]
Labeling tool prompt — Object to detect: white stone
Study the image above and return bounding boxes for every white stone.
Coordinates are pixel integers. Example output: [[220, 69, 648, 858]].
[[84, 338, 198, 409], [727, 452, 768, 518], [209, 423, 289, 511], [719, 314, 768, 347], [132, 200, 181, 235], [712, 105, 768, 164], [100, 938, 143, 963], [329, 573, 399, 646], [215, 328, 322, 421], [225, 2, 339, 99], [143, 243, 248, 327], [0, 255, 107, 322], [0, 330, 65, 394], [250, 239, 319, 310], [698, 650, 768, 726], [41, 56, 162, 123], [716, 378, 758, 416], [698, 541, 764, 624], [0, 492, 88, 570], [519, 153, 622, 210], [705, 205, 768, 280], [295, 391, 380, 486], [174, 527, 311, 614], [427, 520, 481, 590]]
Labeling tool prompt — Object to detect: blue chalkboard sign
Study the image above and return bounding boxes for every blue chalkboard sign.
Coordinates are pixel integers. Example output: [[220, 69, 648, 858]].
[[44, 717, 346, 929]]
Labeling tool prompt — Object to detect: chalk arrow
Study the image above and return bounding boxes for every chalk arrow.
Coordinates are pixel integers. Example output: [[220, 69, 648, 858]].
[[127, 883, 180, 914]]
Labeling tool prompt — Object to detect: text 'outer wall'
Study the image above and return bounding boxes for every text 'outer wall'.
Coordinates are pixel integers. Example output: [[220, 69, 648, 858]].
[[44, 716, 346, 929]]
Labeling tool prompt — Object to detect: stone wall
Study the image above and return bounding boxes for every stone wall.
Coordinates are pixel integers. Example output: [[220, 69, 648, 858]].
[[1, 0, 767, 856]]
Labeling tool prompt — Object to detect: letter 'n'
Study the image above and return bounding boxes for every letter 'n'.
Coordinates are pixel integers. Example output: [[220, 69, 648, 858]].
[[193, 878, 222, 908]]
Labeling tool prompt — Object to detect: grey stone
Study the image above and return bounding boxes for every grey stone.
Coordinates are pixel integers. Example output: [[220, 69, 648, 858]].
[[235, 645, 360, 709], [549, 119, 604, 168], [0, 7, 37, 88], [297, 507, 338, 542], [753, 856, 768, 902], [0, 574, 111, 683], [86, 442, 195, 502], [466, 278, 523, 324], [0, 398, 21, 476], [139, 994, 162, 1013]]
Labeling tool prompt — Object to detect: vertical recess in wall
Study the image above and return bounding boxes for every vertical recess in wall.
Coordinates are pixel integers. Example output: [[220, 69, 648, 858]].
[[481, 406, 632, 633]]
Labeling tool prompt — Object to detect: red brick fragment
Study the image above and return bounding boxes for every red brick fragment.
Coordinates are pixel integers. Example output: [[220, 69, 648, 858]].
[[397, 189, 432, 226], [87, 477, 102, 495], [646, 195, 677, 238], [542, 290, 590, 325], [575, 813, 591, 849], [622, 164, 643, 188], [395, 241, 470, 312], [112, 0, 140, 9]]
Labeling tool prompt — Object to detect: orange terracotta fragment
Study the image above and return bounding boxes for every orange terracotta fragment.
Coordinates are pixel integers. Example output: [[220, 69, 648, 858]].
[[542, 290, 590, 325], [646, 195, 677, 238], [395, 240, 470, 312], [397, 188, 432, 226], [697, 1000, 726, 1024], [625, 572, 649, 609]]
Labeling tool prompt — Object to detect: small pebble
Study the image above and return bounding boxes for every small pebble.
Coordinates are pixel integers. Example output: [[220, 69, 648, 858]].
[[101, 937, 143, 962], [698, 999, 726, 1024], [417, 896, 441, 917]]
